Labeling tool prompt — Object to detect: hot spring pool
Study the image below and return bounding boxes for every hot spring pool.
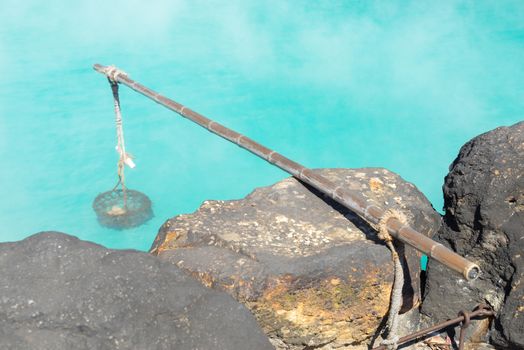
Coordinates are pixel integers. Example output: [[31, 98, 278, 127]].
[[0, 1, 523, 251]]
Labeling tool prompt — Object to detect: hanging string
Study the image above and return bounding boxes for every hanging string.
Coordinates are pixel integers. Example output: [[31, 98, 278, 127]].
[[106, 67, 135, 208], [376, 209, 408, 350]]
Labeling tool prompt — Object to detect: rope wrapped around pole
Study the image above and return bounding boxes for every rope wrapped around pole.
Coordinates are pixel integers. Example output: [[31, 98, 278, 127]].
[[93, 63, 480, 281]]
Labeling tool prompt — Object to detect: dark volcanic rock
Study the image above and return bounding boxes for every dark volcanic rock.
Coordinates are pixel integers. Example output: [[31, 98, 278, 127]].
[[151, 168, 441, 349], [0, 232, 273, 350], [421, 121, 524, 349]]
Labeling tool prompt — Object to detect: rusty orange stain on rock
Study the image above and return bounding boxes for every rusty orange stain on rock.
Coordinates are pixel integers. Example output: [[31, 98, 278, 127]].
[[262, 275, 293, 302], [251, 272, 392, 347], [152, 230, 181, 255], [369, 177, 384, 193], [190, 271, 215, 289]]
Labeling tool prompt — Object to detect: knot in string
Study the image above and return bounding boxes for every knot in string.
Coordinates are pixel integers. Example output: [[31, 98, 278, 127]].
[[103, 65, 128, 84]]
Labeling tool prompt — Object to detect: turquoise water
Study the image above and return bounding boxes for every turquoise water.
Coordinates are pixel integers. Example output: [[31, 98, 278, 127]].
[[1, 1, 523, 251]]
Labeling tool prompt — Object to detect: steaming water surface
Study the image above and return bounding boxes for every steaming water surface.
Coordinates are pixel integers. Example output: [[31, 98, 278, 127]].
[[0, 1, 523, 250]]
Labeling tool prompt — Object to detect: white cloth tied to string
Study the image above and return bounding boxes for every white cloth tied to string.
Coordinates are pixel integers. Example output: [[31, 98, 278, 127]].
[[116, 145, 136, 168]]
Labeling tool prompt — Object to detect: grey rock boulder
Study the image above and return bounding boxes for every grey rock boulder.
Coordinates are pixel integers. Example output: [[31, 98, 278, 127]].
[[0, 232, 273, 350], [421, 121, 524, 349], [151, 168, 441, 349]]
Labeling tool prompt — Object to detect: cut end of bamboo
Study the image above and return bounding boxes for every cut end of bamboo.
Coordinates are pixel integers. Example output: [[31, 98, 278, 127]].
[[93, 63, 104, 73], [465, 264, 481, 281]]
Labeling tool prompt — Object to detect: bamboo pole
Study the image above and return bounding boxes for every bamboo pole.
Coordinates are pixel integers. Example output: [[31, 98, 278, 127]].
[[93, 64, 480, 281]]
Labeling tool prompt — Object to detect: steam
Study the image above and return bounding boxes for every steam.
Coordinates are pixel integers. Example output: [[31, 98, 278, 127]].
[[0, 0, 523, 216]]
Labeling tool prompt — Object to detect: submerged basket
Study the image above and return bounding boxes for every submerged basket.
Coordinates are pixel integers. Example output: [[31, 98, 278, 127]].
[[92, 189, 153, 229]]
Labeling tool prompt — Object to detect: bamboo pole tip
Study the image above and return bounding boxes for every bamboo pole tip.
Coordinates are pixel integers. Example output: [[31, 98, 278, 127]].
[[93, 64, 128, 83], [93, 63, 105, 72]]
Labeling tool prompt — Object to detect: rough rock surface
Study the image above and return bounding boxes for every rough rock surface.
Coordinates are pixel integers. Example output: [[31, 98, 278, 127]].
[[0, 232, 273, 350], [151, 168, 441, 349], [421, 121, 524, 349]]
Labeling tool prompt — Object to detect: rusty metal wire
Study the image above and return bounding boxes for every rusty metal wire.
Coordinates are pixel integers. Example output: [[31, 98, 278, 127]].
[[371, 304, 494, 350]]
